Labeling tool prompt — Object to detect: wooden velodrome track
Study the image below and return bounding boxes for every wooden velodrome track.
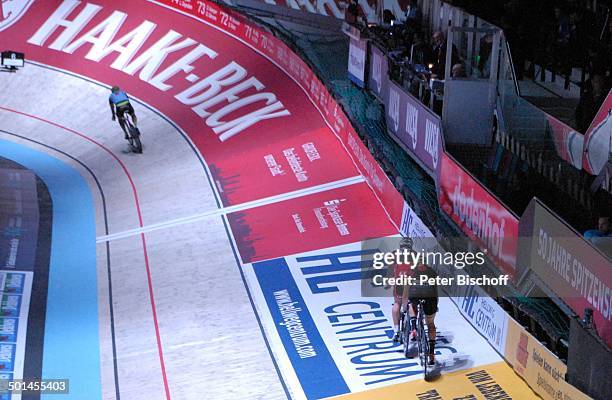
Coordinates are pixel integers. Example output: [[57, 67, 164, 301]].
[[0, 62, 286, 399], [0, 1, 541, 399]]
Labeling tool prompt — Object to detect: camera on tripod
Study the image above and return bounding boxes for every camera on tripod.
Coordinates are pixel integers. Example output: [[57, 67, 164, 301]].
[[1, 50, 25, 72]]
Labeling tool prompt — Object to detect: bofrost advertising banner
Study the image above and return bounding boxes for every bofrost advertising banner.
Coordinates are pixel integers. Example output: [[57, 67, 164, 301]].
[[438, 153, 519, 277]]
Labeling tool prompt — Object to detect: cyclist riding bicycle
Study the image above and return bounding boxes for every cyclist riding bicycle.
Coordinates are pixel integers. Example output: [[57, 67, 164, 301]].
[[408, 263, 439, 366], [392, 237, 415, 343], [109, 86, 138, 139]]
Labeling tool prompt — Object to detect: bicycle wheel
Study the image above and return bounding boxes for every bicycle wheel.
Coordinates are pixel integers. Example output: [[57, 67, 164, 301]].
[[125, 119, 143, 153], [402, 314, 411, 357], [419, 318, 429, 377], [132, 135, 143, 153], [416, 321, 423, 363]]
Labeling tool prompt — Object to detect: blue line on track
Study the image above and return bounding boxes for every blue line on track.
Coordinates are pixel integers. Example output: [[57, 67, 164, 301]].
[[0, 139, 101, 400]]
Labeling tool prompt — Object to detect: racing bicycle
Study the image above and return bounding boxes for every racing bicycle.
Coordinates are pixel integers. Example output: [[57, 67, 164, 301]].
[[415, 300, 431, 379], [118, 111, 142, 153]]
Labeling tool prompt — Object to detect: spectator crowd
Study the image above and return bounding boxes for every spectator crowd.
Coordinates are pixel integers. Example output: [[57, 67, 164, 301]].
[[348, 0, 611, 132], [448, 0, 611, 132]]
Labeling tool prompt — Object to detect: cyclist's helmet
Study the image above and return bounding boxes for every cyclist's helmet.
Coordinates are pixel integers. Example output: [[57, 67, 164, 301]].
[[416, 263, 429, 272], [111, 86, 120, 94], [399, 236, 413, 251]]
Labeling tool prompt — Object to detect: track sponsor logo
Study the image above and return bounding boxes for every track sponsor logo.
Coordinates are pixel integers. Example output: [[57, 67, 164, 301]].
[[243, 240, 503, 399], [0, 295, 21, 318], [0, 318, 18, 344], [367, 45, 388, 101], [25, 0, 290, 142], [0, 0, 33, 32], [0, 169, 39, 272], [333, 361, 539, 399], [2, 0, 374, 205], [227, 183, 397, 263], [453, 284, 508, 355], [0, 273, 24, 295], [371, 50, 381, 93], [0, 271, 33, 394], [0, 343, 16, 372], [424, 119, 439, 169]]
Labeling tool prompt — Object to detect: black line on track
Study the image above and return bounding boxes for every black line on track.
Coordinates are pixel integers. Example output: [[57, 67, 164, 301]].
[[0, 129, 121, 400], [221, 215, 292, 400], [7, 60, 289, 399], [5, 59, 228, 399]]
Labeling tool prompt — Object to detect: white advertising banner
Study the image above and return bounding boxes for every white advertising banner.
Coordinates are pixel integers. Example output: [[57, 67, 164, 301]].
[[348, 38, 367, 88]]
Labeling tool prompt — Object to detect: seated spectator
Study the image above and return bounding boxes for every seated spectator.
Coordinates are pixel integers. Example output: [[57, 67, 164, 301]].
[[429, 31, 459, 79], [405, 0, 422, 29], [585, 216, 612, 239], [383, 9, 397, 26], [584, 216, 612, 256], [429, 31, 446, 78], [345, 0, 361, 25], [403, 31, 428, 65], [478, 34, 494, 78], [576, 74, 609, 132], [553, 5, 570, 46], [451, 63, 467, 78]]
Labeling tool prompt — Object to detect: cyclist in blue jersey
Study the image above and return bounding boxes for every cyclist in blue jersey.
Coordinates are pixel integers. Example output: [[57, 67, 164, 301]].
[[109, 86, 138, 139]]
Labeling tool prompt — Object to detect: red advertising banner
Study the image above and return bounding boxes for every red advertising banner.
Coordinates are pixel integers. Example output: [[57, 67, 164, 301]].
[[154, 0, 407, 229], [211, 126, 357, 204], [0, 0, 406, 228], [152, 0, 406, 228], [582, 89, 612, 175], [545, 114, 584, 170], [438, 153, 519, 276], [227, 182, 397, 263]]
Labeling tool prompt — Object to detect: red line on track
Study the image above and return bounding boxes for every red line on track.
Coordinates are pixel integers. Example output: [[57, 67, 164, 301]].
[[0, 106, 172, 400]]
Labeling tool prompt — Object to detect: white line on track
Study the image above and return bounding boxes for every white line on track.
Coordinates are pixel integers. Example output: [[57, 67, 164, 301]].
[[96, 175, 365, 243]]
